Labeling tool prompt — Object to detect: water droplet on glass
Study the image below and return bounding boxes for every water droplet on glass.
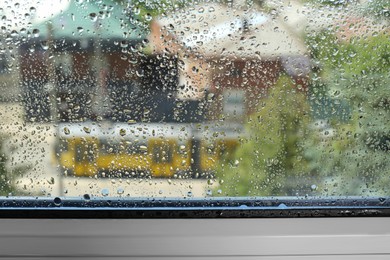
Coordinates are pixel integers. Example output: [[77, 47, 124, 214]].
[[136, 69, 144, 77], [83, 194, 91, 201], [119, 129, 126, 136], [144, 13, 152, 21], [53, 197, 62, 206], [178, 59, 185, 68], [117, 187, 124, 195], [120, 40, 128, 48], [101, 188, 109, 197], [133, 7, 140, 15], [207, 93, 214, 103], [63, 127, 70, 135], [89, 13, 97, 22], [47, 177, 55, 185], [83, 127, 91, 134], [32, 29, 40, 38], [40, 41, 49, 50], [10, 30, 18, 37], [278, 203, 287, 209], [77, 27, 84, 33], [233, 160, 239, 167], [311, 184, 317, 191]]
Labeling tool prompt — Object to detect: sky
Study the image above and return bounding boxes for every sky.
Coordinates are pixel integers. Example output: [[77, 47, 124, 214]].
[[1, 0, 70, 30]]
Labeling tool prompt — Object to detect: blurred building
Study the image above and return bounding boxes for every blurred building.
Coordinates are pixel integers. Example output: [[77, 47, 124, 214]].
[[0, 8, 23, 102], [18, 0, 146, 122], [150, 1, 310, 122]]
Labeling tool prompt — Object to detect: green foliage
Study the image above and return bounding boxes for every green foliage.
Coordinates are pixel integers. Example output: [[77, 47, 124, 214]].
[[304, 107, 390, 195], [304, 30, 390, 195], [364, 0, 390, 21], [215, 75, 316, 196], [127, 0, 189, 23], [308, 31, 389, 73], [0, 136, 17, 196], [303, 0, 358, 6], [215, 30, 390, 197]]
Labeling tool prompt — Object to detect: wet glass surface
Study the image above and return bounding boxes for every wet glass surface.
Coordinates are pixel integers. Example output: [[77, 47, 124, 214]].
[[0, 0, 388, 203]]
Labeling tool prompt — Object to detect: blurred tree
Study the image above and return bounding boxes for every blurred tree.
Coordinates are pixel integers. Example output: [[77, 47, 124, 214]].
[[363, 0, 389, 21], [303, 0, 358, 6], [123, 0, 189, 23], [0, 137, 19, 196], [215, 75, 316, 196], [304, 31, 390, 195]]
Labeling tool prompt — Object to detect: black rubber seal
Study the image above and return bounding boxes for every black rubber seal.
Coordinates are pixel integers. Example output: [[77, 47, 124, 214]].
[[0, 197, 389, 218]]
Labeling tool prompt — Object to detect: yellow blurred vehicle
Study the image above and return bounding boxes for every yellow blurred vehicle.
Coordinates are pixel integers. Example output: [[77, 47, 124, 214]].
[[55, 122, 241, 178]]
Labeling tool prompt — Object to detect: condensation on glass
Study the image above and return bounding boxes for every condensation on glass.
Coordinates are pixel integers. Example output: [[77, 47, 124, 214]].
[[0, 0, 388, 198]]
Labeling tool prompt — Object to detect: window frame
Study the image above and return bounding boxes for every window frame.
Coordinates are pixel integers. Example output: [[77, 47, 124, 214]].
[[0, 197, 389, 218]]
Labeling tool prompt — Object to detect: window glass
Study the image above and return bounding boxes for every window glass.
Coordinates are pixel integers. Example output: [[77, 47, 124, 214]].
[[0, 0, 388, 201]]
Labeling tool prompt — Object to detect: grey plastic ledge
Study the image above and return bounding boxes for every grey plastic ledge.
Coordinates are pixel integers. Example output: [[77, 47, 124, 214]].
[[0, 218, 389, 258]]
